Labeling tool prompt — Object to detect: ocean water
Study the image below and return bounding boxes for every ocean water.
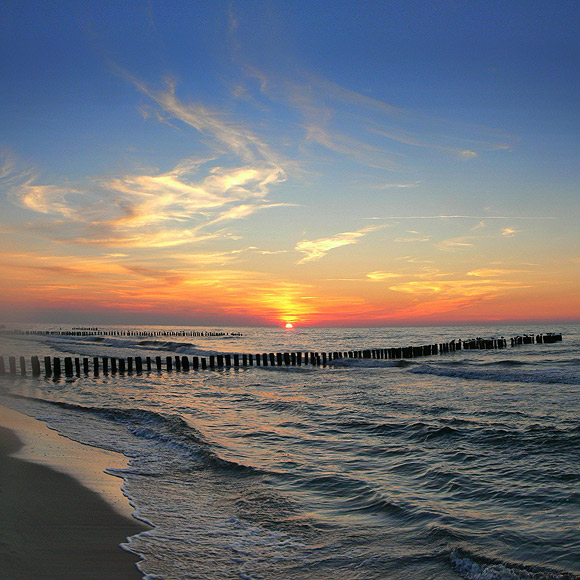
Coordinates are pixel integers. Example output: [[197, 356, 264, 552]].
[[1, 323, 579, 580]]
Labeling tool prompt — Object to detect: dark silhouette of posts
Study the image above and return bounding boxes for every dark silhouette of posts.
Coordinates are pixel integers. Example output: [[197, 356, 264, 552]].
[[31, 356, 41, 376]]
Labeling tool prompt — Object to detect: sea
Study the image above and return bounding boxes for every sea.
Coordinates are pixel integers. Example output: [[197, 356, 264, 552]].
[[0, 323, 579, 580]]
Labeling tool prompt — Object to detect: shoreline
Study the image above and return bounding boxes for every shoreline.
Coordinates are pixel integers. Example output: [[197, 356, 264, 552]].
[[0, 404, 148, 579]]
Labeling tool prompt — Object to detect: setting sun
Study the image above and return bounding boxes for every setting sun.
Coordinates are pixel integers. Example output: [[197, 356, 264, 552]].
[[285, 323, 293, 329]]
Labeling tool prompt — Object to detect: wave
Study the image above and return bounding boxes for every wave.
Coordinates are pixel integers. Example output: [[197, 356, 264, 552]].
[[409, 363, 580, 385], [450, 548, 579, 580], [7, 395, 265, 478], [330, 358, 417, 368], [41, 334, 218, 357], [289, 470, 432, 524], [333, 415, 580, 452]]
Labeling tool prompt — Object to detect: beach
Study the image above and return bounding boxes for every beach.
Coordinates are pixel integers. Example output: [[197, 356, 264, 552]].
[[0, 404, 146, 580]]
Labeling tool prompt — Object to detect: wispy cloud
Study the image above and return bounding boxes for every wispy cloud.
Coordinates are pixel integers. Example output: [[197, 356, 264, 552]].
[[371, 127, 478, 160], [389, 278, 531, 298], [376, 180, 423, 189], [121, 72, 283, 166], [501, 227, 521, 237], [385, 273, 534, 319], [304, 124, 400, 170], [366, 271, 403, 281], [9, 157, 288, 248], [367, 215, 557, 221], [15, 183, 84, 218], [295, 225, 382, 264], [394, 231, 431, 243], [467, 268, 530, 277], [437, 237, 475, 251]]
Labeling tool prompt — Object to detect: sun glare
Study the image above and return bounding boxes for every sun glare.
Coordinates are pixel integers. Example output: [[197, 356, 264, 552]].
[[285, 323, 293, 329]]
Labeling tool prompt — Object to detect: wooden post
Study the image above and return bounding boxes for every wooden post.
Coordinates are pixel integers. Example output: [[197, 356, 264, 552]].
[[93, 357, 99, 376], [102, 357, 109, 374], [209, 355, 215, 369], [44, 356, 52, 376], [174, 356, 181, 371], [296, 352, 302, 365], [276, 353, 283, 366], [119, 358, 126, 373], [53, 357, 61, 376], [83, 358, 89, 374], [0, 356, 5, 376], [19, 356, 26, 375], [193, 356, 199, 369], [166, 356, 173, 371], [234, 354, 239, 367], [225, 354, 232, 367], [201, 357, 207, 369], [156, 356, 162, 371], [135, 357, 143, 373], [248, 354, 253, 366], [146, 357, 151, 371], [217, 355, 224, 367], [181, 356, 189, 371], [31, 356, 41, 376], [64, 357, 73, 376], [8, 356, 16, 375], [127, 357, 133, 373], [290, 352, 296, 365], [270, 353, 276, 366]]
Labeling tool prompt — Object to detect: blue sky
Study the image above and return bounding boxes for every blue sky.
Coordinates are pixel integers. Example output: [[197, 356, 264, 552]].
[[1, 1, 578, 325]]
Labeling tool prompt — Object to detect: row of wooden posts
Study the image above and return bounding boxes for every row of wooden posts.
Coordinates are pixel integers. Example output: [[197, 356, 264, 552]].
[[0, 329, 241, 338], [0, 334, 562, 378]]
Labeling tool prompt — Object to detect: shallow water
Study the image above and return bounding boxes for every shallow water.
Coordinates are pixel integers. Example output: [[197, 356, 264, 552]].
[[1, 323, 579, 579]]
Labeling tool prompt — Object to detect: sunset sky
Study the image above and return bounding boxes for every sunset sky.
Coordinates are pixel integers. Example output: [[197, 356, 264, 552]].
[[1, 1, 579, 327]]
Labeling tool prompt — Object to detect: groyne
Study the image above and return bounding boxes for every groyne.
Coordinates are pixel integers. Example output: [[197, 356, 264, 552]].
[[0, 333, 562, 378], [0, 328, 240, 338]]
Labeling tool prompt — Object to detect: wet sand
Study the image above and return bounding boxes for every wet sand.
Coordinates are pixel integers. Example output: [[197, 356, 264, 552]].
[[0, 404, 147, 579]]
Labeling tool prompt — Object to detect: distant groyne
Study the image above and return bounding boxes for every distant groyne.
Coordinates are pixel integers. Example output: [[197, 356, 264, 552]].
[[0, 328, 240, 338], [0, 332, 562, 378]]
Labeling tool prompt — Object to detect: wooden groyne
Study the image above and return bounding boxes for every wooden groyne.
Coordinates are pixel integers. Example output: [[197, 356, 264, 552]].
[[0, 328, 242, 338], [0, 333, 562, 378]]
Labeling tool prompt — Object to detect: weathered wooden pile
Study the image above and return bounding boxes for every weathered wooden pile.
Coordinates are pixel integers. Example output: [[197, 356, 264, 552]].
[[0, 333, 562, 378]]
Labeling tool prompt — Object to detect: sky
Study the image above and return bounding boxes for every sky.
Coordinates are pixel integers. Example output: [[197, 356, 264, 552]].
[[0, 0, 579, 327]]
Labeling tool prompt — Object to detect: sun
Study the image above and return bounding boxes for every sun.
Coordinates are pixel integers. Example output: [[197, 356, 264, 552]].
[[285, 323, 293, 329]]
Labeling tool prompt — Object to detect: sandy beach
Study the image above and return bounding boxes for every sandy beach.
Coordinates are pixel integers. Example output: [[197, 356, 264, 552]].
[[0, 404, 147, 579]]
